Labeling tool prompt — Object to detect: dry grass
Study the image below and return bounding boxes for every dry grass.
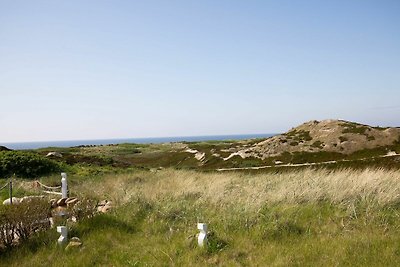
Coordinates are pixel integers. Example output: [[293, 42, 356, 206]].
[[76, 168, 400, 209], [5, 168, 400, 266]]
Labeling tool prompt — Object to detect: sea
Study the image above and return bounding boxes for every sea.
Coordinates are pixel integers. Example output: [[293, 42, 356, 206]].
[[1, 134, 276, 150]]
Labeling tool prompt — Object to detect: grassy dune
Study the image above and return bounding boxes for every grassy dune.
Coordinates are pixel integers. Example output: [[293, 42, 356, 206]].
[[2, 168, 400, 266]]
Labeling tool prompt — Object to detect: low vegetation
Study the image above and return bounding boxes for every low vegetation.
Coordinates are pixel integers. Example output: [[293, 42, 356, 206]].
[[0, 151, 60, 178], [0, 198, 50, 249], [2, 168, 400, 266], [1, 119, 400, 265]]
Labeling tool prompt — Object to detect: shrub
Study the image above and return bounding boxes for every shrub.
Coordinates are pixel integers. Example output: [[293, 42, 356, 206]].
[[0, 198, 50, 249], [69, 198, 98, 221], [311, 141, 324, 149], [0, 151, 60, 178], [342, 124, 368, 134], [285, 130, 312, 142]]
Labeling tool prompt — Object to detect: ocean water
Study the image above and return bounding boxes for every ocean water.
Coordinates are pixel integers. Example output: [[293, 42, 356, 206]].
[[1, 134, 276, 150]]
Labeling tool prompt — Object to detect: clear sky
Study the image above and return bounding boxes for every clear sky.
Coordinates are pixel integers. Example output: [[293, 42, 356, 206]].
[[1, 1, 400, 142]]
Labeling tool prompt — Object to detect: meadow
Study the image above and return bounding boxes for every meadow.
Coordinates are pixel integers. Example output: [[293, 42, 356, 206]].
[[2, 168, 400, 266]]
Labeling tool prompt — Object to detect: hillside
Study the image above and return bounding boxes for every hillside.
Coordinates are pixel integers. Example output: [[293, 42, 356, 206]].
[[0, 146, 11, 151], [232, 119, 400, 159]]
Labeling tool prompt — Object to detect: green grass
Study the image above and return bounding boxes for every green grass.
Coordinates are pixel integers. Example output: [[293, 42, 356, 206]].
[[341, 123, 369, 135], [14, 135, 400, 174], [3, 168, 400, 265], [2, 198, 400, 266], [284, 130, 312, 142]]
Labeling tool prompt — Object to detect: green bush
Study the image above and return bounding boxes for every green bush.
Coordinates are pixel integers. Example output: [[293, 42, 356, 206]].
[[0, 198, 50, 249], [0, 151, 60, 178], [311, 141, 324, 149]]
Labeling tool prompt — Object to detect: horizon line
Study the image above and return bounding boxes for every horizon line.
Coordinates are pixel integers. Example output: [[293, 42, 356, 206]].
[[1, 133, 278, 145]]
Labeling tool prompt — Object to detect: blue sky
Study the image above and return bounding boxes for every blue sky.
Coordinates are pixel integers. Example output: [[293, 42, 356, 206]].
[[1, 1, 400, 142]]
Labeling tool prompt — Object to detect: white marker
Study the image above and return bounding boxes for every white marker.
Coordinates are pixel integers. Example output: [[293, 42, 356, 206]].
[[197, 223, 207, 247], [57, 226, 68, 245], [61, 173, 68, 198]]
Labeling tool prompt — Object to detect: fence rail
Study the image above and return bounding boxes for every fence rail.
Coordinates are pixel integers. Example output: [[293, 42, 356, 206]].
[[1, 173, 68, 205], [36, 181, 62, 190]]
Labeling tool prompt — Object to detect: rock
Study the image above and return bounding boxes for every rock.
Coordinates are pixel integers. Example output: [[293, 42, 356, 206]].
[[70, 237, 81, 242], [20, 195, 44, 203], [101, 204, 112, 213], [386, 151, 397, 156], [97, 200, 112, 213], [66, 197, 79, 207], [50, 199, 57, 208], [46, 152, 62, 158], [52, 206, 68, 217], [3, 197, 20, 205], [56, 198, 68, 206], [65, 237, 82, 250], [98, 200, 107, 206]]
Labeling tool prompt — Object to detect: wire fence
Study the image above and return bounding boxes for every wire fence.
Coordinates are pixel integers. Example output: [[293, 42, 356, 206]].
[[0, 181, 9, 191]]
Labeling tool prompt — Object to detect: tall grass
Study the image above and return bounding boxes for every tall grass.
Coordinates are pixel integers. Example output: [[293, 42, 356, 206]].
[[3, 168, 400, 266], [76, 168, 400, 209]]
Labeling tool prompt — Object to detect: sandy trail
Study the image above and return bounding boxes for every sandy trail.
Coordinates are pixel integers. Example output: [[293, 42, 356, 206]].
[[217, 153, 400, 171]]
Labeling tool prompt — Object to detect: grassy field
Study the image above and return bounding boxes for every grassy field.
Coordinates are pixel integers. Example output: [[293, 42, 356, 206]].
[[2, 168, 400, 266]]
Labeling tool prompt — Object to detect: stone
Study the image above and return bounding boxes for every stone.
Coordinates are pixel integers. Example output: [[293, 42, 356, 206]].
[[98, 200, 107, 206], [20, 195, 44, 203], [101, 205, 112, 213], [98, 200, 112, 213], [65, 237, 82, 250], [56, 197, 68, 206], [70, 237, 81, 242], [66, 197, 79, 207], [46, 152, 62, 158], [3, 197, 20, 205], [52, 206, 68, 217]]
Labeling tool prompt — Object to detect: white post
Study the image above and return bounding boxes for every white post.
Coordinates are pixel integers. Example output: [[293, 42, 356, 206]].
[[57, 226, 68, 245], [197, 223, 207, 247], [61, 173, 68, 198]]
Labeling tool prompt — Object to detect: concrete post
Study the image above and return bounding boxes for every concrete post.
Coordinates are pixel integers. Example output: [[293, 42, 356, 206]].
[[61, 173, 68, 198], [57, 226, 68, 245], [197, 223, 207, 247]]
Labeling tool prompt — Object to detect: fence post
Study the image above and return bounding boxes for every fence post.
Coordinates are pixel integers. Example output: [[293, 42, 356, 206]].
[[57, 226, 68, 245], [9, 175, 13, 205], [61, 173, 68, 198], [197, 223, 207, 247]]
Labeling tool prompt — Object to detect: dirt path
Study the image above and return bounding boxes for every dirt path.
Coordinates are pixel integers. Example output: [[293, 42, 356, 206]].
[[216, 153, 400, 171]]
